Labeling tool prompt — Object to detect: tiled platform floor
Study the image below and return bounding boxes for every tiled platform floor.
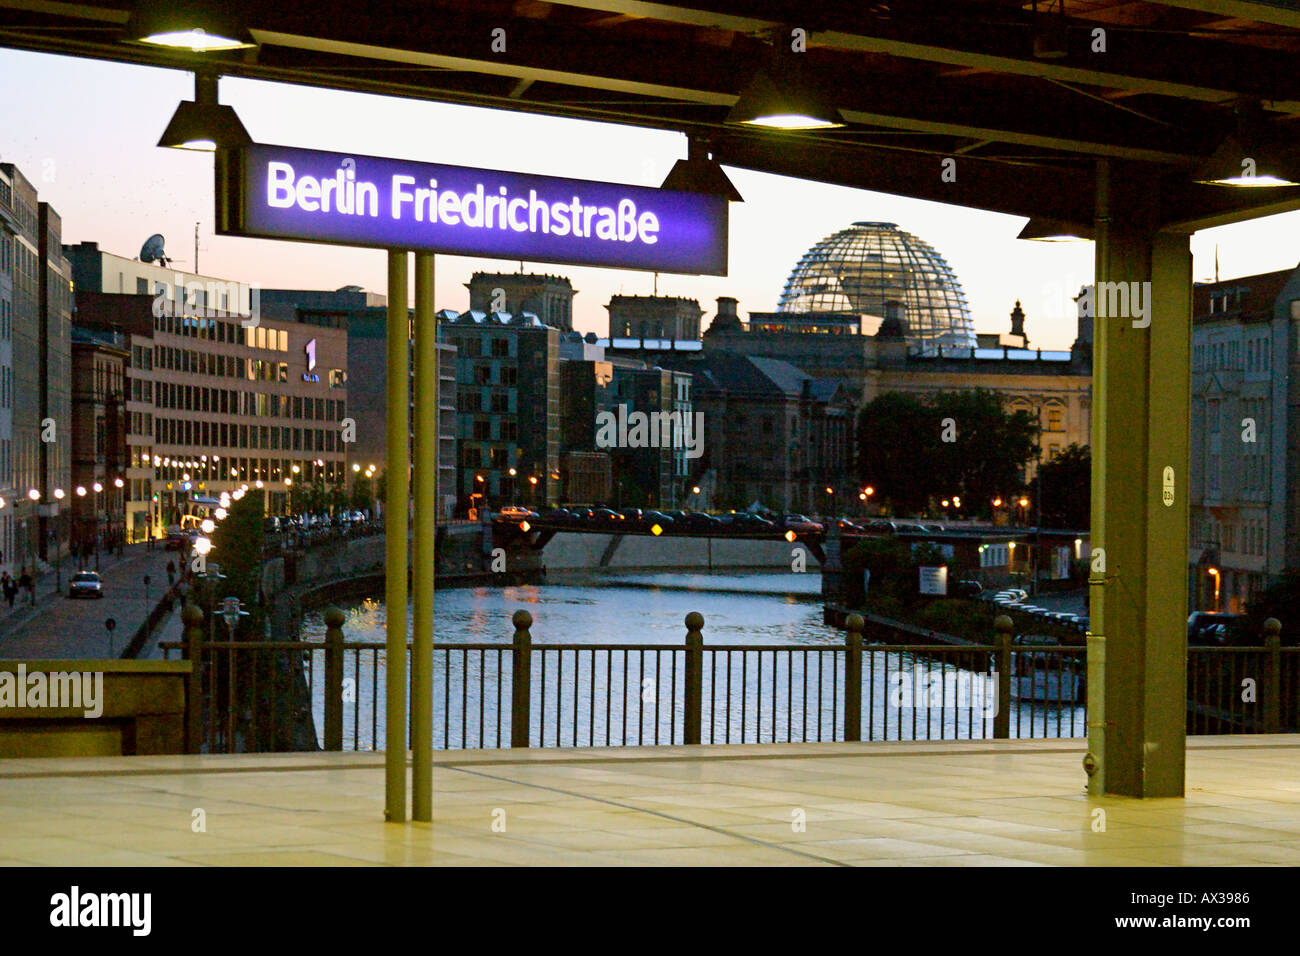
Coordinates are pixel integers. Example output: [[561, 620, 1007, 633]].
[[2, 736, 1298, 865]]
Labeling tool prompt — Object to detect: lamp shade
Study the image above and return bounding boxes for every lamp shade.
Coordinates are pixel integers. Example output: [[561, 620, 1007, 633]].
[[1017, 217, 1093, 241], [1194, 132, 1300, 187], [127, 0, 256, 51], [158, 100, 251, 151], [661, 140, 743, 201], [726, 69, 845, 130]]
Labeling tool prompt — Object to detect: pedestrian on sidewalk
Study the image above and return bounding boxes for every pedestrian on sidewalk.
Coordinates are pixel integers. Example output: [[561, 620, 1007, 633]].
[[166, 560, 175, 587], [1, 572, 14, 608], [18, 568, 34, 606]]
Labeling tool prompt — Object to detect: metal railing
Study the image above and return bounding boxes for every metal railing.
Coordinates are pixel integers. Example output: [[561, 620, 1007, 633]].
[[159, 611, 1297, 754]]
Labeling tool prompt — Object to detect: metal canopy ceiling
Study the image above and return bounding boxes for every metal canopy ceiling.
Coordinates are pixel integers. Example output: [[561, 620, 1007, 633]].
[[4, 0, 1300, 230]]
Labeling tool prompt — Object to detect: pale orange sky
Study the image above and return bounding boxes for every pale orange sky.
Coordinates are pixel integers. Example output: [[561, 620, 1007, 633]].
[[3, 48, 1298, 349]]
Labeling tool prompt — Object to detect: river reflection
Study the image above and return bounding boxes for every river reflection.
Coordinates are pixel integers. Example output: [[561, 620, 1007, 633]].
[[299, 571, 1084, 750]]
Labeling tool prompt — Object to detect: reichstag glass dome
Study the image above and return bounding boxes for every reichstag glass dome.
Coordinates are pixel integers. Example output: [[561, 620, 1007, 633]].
[[777, 221, 977, 353]]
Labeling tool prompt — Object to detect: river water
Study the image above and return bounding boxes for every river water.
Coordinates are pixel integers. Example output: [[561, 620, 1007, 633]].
[[300, 571, 1085, 749]]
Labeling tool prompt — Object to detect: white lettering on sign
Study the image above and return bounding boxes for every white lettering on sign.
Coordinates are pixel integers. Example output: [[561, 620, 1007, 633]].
[[269, 162, 661, 245]]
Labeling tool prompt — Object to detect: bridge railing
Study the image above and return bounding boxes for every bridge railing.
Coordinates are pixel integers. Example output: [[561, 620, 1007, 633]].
[[158, 612, 1296, 754]]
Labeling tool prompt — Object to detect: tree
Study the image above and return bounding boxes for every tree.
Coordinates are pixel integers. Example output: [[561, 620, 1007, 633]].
[[931, 390, 1039, 514], [350, 475, 375, 514], [1030, 443, 1091, 529], [857, 392, 938, 515], [857, 389, 1039, 517], [210, 492, 265, 615]]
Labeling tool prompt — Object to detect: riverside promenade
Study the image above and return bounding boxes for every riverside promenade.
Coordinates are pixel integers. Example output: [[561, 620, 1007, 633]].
[[0, 542, 183, 660]]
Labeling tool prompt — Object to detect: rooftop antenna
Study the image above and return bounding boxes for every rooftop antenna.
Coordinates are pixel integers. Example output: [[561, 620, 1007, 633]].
[[194, 222, 201, 274], [1215, 244, 1220, 283], [139, 233, 170, 268]]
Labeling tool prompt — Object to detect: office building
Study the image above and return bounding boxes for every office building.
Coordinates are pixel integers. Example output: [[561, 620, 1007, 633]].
[[259, 286, 459, 521], [1187, 267, 1298, 613], [67, 245, 350, 530], [70, 327, 128, 553], [437, 309, 559, 512], [0, 163, 72, 569]]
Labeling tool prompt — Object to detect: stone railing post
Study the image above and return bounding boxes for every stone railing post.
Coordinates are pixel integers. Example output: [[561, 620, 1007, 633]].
[[511, 610, 533, 748], [994, 615, 1013, 739], [323, 607, 345, 751], [684, 612, 704, 745], [844, 613, 864, 742], [182, 603, 204, 754], [1264, 618, 1282, 734]]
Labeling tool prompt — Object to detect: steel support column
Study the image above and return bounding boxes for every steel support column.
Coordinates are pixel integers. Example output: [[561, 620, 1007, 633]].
[[385, 250, 410, 822], [1090, 161, 1191, 798], [412, 251, 436, 822]]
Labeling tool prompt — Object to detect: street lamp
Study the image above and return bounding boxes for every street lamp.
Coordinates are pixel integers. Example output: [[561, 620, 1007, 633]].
[[1208, 567, 1221, 611], [219, 595, 249, 641]]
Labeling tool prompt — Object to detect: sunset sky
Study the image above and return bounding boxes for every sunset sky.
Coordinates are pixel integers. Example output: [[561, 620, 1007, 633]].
[[5, 47, 1300, 349]]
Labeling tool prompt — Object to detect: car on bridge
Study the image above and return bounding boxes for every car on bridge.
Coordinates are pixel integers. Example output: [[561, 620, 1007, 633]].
[[498, 505, 538, 520], [779, 514, 824, 533], [716, 512, 776, 533]]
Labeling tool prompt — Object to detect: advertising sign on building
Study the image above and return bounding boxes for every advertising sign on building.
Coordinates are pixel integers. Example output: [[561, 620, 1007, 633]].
[[217, 144, 729, 276], [918, 566, 948, 596]]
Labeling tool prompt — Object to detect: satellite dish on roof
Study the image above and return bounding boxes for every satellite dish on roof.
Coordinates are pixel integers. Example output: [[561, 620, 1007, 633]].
[[140, 234, 170, 267]]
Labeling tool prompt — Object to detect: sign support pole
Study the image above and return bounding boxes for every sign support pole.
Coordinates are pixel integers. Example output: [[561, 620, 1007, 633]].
[[412, 251, 436, 821], [385, 249, 410, 822]]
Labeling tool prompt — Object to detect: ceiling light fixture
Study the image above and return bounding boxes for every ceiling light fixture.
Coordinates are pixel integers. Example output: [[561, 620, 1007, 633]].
[[158, 74, 252, 151], [1017, 217, 1093, 242], [1194, 108, 1300, 187], [661, 137, 744, 201], [1032, 1, 1070, 60], [127, 0, 256, 52], [726, 33, 845, 132]]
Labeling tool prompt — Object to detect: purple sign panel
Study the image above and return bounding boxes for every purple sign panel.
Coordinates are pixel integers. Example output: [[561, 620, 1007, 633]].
[[217, 144, 728, 276]]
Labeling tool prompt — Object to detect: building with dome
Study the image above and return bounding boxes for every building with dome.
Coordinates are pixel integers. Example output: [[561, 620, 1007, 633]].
[[603, 220, 1094, 495], [760, 221, 977, 354]]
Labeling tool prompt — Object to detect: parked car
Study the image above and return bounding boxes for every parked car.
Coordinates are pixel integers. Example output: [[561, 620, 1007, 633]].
[[780, 514, 824, 533], [164, 531, 188, 551], [717, 512, 775, 532], [1187, 611, 1246, 646], [955, 580, 983, 598], [68, 571, 104, 599], [642, 510, 675, 530], [681, 512, 721, 532]]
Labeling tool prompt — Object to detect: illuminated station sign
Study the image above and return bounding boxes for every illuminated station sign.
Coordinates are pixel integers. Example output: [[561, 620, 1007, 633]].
[[217, 144, 728, 276]]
